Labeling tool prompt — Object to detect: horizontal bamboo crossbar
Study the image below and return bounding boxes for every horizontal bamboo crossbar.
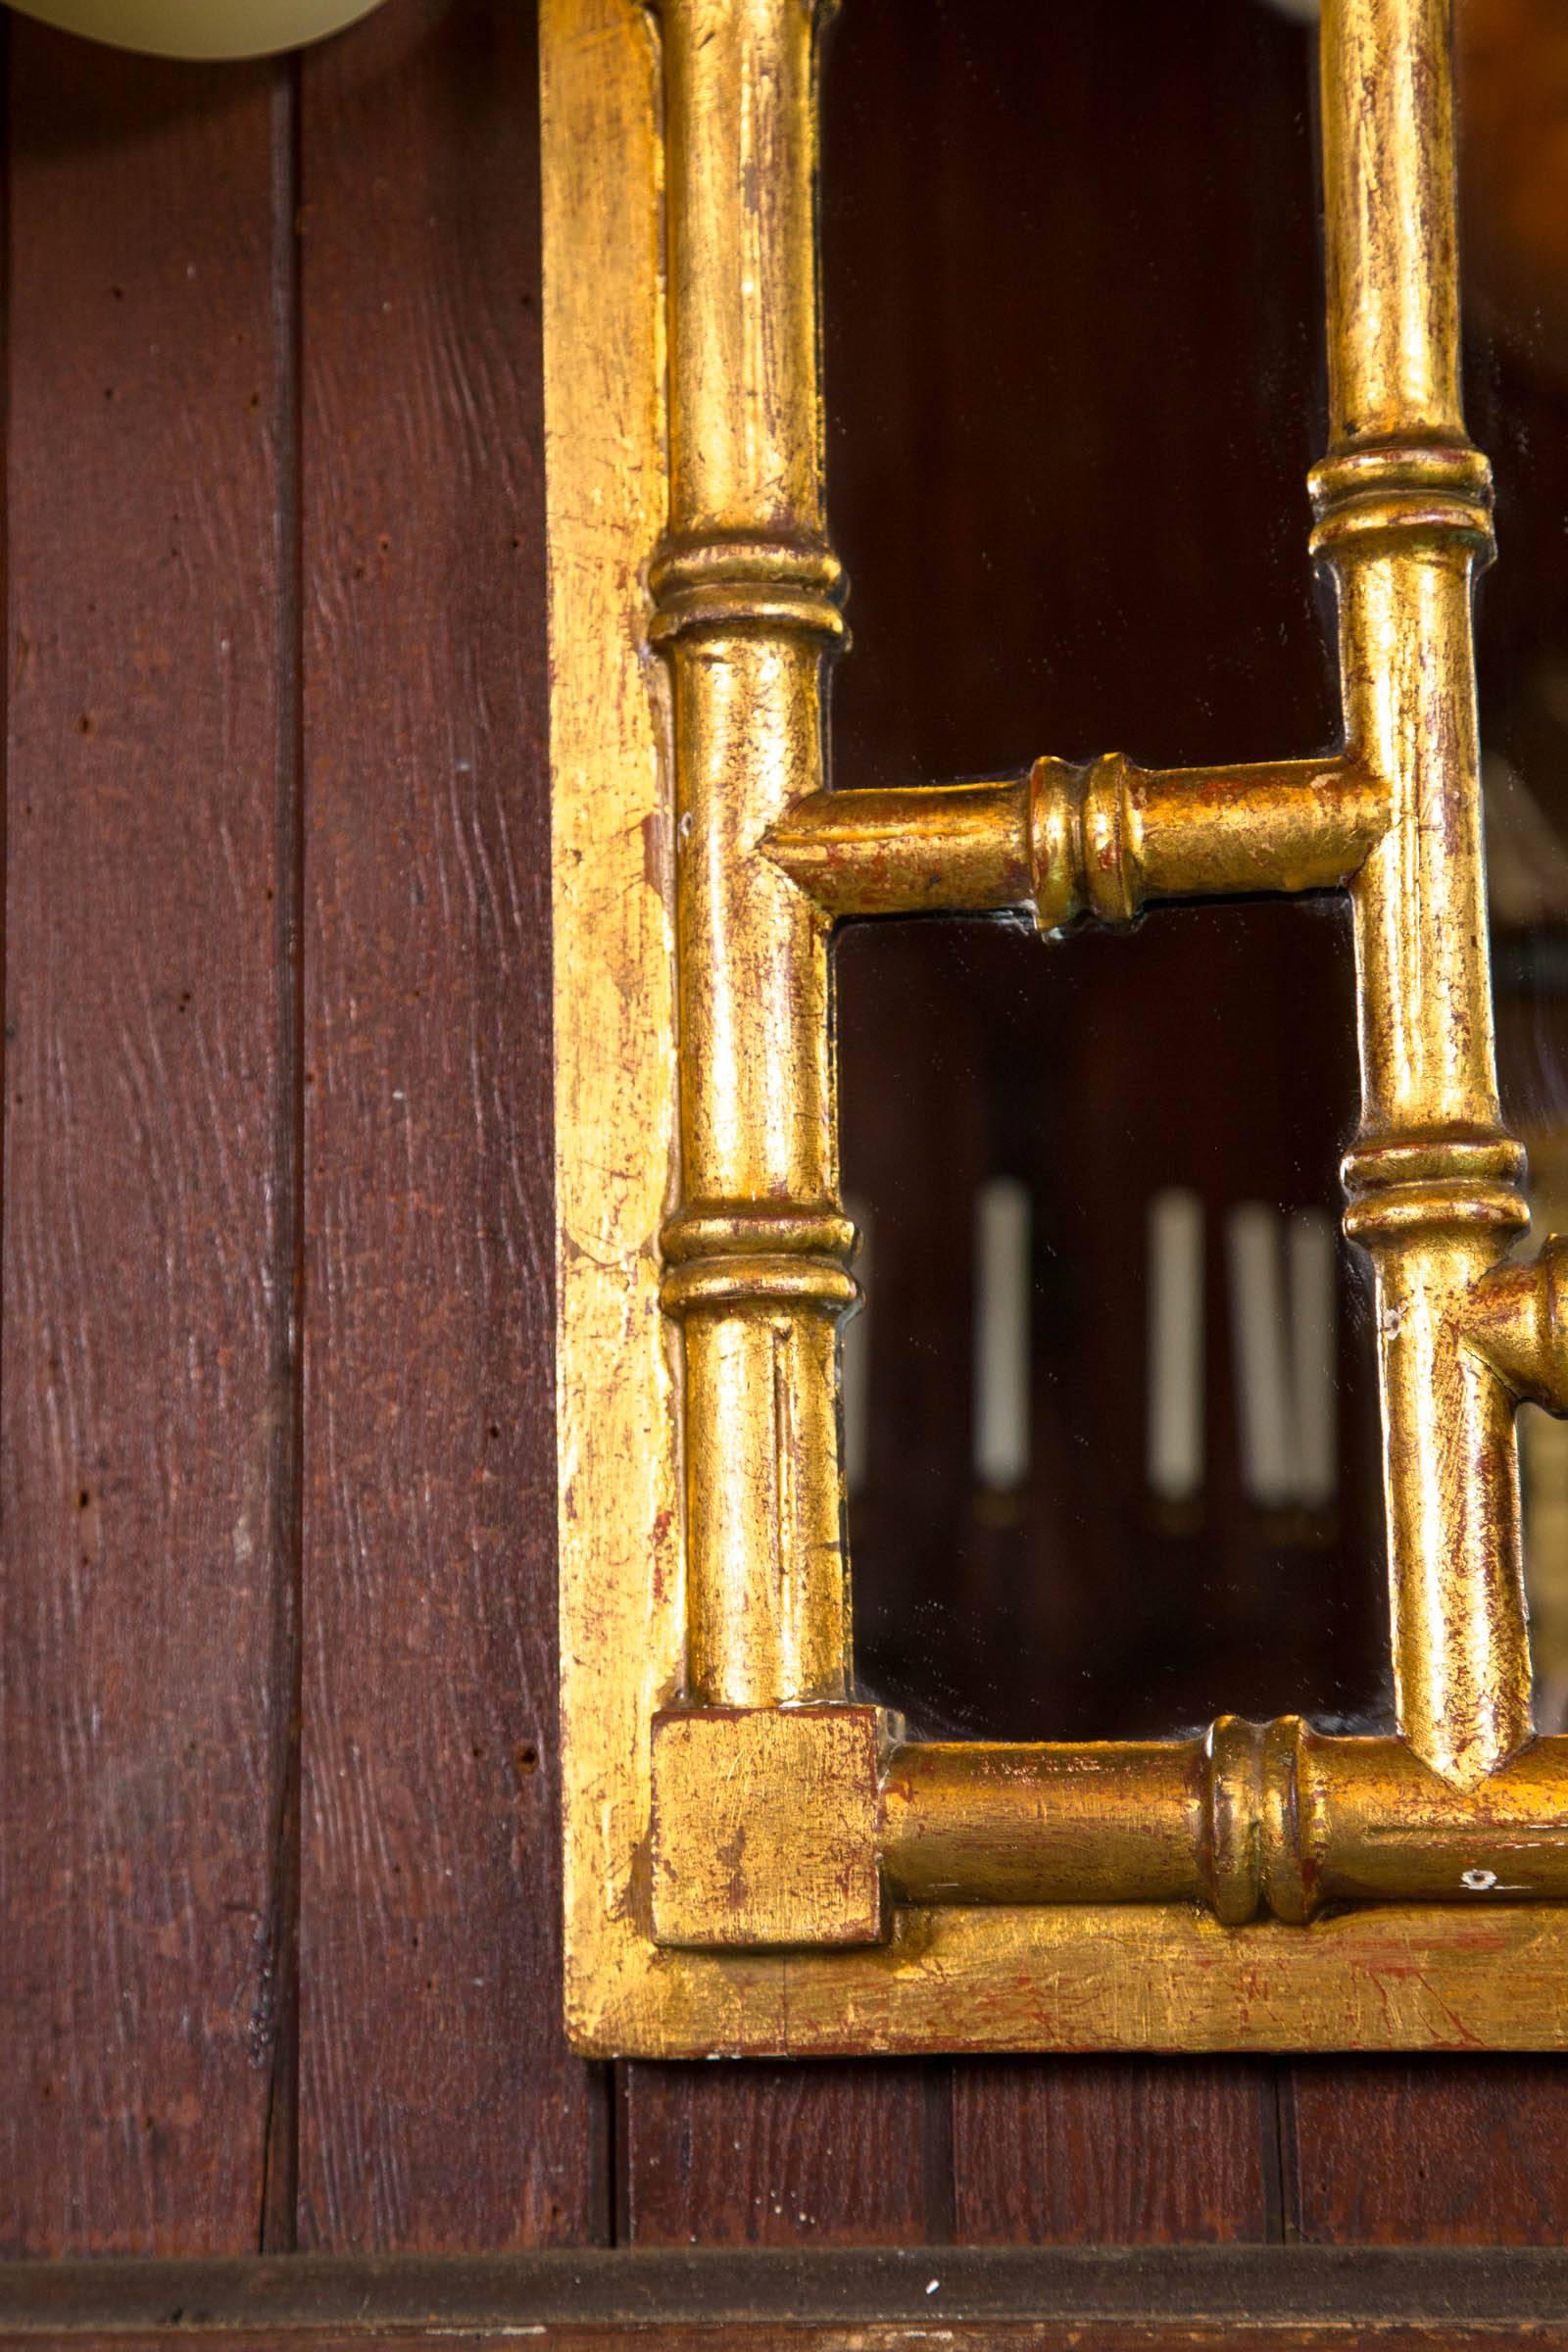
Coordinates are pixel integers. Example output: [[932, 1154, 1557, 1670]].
[[763, 755, 1390, 926], [881, 1728, 1568, 1926], [651, 1702, 1568, 1943]]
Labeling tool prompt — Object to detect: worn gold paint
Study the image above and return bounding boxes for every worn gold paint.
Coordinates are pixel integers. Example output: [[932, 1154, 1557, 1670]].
[[881, 1729, 1568, 1924], [546, 0, 1568, 2053], [764, 757, 1390, 925], [654, 0, 851, 1714], [1318, 0, 1533, 1789], [652, 1704, 886, 1946]]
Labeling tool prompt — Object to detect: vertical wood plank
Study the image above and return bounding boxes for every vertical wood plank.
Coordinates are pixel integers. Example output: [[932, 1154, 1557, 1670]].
[[295, 0, 600, 2251], [1, 33, 296, 2255], [1287, 2063, 1568, 2243], [952, 2062, 1278, 2244], [620, 2064, 934, 2246]]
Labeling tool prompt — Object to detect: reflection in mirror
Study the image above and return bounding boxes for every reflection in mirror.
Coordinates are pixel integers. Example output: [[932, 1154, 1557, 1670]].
[[836, 906, 1386, 1740], [822, 0, 1568, 1740], [1460, 0, 1568, 1736]]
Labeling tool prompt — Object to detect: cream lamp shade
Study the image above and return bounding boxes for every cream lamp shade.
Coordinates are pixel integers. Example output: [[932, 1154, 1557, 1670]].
[[3, 0, 388, 55]]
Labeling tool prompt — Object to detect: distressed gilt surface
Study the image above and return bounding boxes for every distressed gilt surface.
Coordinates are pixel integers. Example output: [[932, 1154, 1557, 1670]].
[[544, 0, 1568, 2054]]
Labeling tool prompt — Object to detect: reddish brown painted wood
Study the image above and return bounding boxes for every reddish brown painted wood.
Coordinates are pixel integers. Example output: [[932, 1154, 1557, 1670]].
[[1287, 2062, 1568, 2243], [293, 0, 599, 2252], [620, 2064, 934, 2245], [951, 2064, 1277, 2245], [1, 33, 296, 2254]]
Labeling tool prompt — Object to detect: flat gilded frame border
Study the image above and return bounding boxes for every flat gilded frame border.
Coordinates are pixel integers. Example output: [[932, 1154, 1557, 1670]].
[[541, 0, 1568, 2056]]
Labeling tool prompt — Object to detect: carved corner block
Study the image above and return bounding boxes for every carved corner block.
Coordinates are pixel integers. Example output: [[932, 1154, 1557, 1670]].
[[651, 1705, 887, 1948]]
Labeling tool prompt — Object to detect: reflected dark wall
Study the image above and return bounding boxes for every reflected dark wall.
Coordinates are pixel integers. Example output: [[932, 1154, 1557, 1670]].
[[822, 0, 1568, 1740]]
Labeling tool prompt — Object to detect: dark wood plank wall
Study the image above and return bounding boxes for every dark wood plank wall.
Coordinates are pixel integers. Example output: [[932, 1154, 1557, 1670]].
[[4, 0, 1567, 2270], [293, 0, 598, 2254], [3, 37, 295, 2255]]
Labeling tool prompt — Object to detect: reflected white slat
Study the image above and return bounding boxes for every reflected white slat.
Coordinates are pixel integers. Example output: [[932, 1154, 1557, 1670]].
[[1289, 1207, 1338, 1507], [841, 1194, 871, 1497], [974, 1177, 1031, 1491], [1227, 1202, 1297, 1508], [1147, 1189, 1205, 1502]]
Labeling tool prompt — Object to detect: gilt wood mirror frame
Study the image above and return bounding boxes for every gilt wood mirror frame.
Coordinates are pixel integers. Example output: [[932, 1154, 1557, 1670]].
[[543, 0, 1568, 2057]]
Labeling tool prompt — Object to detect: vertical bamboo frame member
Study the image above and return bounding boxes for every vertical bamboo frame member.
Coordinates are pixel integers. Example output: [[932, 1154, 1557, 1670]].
[[653, 0, 855, 1709], [1319, 0, 1533, 1787]]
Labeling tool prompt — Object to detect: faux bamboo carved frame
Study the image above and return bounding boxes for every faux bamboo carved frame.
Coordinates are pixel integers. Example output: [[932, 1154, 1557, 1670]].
[[544, 0, 1568, 2053]]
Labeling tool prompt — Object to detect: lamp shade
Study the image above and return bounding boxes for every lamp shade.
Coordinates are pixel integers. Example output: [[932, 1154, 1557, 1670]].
[[4, 0, 387, 56]]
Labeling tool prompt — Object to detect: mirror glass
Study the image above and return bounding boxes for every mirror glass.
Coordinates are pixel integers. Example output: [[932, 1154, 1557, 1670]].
[[823, 0, 1568, 1740]]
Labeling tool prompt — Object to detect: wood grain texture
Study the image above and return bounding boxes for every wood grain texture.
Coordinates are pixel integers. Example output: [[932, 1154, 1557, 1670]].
[[0, 32, 296, 2255], [1287, 2060, 1568, 2242], [620, 2064, 933, 2245], [294, 0, 600, 2251], [951, 2063, 1277, 2244]]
